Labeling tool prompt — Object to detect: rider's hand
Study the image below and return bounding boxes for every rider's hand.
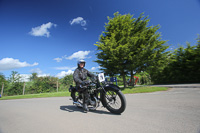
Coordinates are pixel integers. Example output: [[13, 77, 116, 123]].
[[82, 80, 90, 86]]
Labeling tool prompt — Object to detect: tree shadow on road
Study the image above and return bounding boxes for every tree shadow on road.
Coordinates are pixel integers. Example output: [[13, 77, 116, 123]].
[[60, 105, 120, 115]]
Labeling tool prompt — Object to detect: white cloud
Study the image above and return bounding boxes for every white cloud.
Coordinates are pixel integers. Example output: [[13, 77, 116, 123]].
[[91, 67, 96, 71], [54, 66, 76, 70], [30, 68, 42, 74], [19, 73, 50, 82], [53, 50, 91, 62], [80, 20, 87, 26], [56, 70, 74, 78], [38, 74, 50, 77], [29, 22, 57, 37], [0, 58, 38, 71], [53, 57, 62, 62], [70, 17, 87, 30], [91, 66, 101, 71], [66, 51, 90, 60], [70, 17, 87, 26], [20, 74, 31, 82]]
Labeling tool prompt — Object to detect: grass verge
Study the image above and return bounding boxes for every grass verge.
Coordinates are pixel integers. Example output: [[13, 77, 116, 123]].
[[0, 86, 168, 100], [121, 86, 168, 94]]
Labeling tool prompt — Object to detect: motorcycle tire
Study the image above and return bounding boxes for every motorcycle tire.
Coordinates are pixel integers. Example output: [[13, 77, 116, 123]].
[[102, 90, 126, 114]]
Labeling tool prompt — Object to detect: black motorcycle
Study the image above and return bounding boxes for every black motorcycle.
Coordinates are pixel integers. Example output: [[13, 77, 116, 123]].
[[69, 73, 126, 114]]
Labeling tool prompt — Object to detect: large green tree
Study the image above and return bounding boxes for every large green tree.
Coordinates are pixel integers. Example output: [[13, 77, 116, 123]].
[[95, 12, 169, 87]]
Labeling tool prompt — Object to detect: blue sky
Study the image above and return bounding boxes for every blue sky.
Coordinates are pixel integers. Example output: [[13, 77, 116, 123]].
[[0, 0, 200, 80]]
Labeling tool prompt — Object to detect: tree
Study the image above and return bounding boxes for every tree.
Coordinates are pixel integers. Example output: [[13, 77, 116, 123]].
[[152, 35, 200, 84], [30, 73, 38, 81], [0, 73, 7, 95], [0, 73, 6, 83], [95, 12, 169, 87], [126, 15, 169, 86], [9, 71, 21, 83], [7, 71, 23, 95], [31, 76, 59, 93], [60, 74, 73, 86]]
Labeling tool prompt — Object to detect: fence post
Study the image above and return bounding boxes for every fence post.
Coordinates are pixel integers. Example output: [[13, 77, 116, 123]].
[[23, 82, 26, 95], [1, 82, 4, 97], [57, 81, 58, 92]]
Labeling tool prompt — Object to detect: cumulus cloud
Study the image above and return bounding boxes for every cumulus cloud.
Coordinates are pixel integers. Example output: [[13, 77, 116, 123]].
[[56, 70, 74, 78], [29, 22, 57, 37], [66, 51, 91, 60], [53, 51, 91, 62], [70, 17, 87, 26], [70, 17, 87, 30], [0, 58, 38, 71]]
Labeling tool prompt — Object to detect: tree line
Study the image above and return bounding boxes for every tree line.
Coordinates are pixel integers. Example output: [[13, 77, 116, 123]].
[[0, 72, 74, 96], [95, 12, 200, 87], [151, 42, 200, 84]]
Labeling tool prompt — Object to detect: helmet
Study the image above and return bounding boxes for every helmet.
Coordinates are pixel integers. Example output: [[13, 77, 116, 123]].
[[77, 59, 86, 67]]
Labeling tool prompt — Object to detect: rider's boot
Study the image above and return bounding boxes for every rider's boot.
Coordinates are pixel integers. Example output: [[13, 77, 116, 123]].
[[83, 103, 89, 113], [83, 91, 89, 113], [71, 87, 77, 102]]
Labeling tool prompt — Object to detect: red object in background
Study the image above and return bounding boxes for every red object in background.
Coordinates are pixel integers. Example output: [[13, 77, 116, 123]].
[[128, 76, 139, 85], [134, 76, 139, 85]]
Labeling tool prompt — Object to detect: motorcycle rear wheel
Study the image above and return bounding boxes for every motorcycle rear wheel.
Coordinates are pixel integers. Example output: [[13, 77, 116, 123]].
[[103, 90, 126, 114]]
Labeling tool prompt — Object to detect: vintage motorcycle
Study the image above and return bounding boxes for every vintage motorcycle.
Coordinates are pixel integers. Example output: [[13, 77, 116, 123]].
[[69, 73, 126, 114]]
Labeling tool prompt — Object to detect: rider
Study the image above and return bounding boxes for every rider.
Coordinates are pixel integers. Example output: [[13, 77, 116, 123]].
[[73, 59, 95, 112]]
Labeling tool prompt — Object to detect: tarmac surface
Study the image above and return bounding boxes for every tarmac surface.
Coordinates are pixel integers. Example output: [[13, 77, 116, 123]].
[[149, 83, 200, 88], [0, 85, 200, 133]]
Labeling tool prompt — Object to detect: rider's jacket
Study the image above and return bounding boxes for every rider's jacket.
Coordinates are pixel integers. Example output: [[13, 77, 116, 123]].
[[73, 67, 95, 86]]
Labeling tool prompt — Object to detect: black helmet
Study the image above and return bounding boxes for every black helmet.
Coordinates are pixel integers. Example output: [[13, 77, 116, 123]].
[[77, 59, 86, 67]]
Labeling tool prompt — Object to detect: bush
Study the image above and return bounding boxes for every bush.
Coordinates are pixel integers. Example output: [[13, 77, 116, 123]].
[[7, 82, 24, 96]]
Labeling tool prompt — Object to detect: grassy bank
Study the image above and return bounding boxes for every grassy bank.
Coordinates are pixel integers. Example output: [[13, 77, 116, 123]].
[[0, 86, 168, 100]]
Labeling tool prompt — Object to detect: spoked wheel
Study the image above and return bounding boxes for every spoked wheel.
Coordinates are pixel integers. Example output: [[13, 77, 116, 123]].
[[103, 90, 126, 114]]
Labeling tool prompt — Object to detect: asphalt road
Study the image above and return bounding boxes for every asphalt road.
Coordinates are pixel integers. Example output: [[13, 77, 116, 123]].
[[0, 87, 200, 133]]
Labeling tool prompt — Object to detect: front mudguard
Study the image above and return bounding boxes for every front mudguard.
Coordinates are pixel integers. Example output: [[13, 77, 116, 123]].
[[104, 84, 120, 91], [100, 84, 120, 107]]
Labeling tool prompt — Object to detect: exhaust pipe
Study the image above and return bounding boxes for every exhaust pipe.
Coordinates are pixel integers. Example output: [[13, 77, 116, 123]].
[[73, 101, 83, 107]]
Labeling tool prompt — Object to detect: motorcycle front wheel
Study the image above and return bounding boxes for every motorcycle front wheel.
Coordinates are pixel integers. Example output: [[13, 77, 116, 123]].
[[102, 90, 126, 114]]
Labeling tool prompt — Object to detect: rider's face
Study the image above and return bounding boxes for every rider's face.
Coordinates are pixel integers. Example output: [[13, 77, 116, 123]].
[[79, 63, 84, 68]]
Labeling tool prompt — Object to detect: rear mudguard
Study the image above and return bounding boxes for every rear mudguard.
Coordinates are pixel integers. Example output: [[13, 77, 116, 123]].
[[100, 84, 120, 107]]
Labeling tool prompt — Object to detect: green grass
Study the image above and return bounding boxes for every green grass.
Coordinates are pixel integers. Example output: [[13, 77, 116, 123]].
[[0, 92, 71, 100], [0, 86, 168, 100], [121, 86, 168, 94]]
